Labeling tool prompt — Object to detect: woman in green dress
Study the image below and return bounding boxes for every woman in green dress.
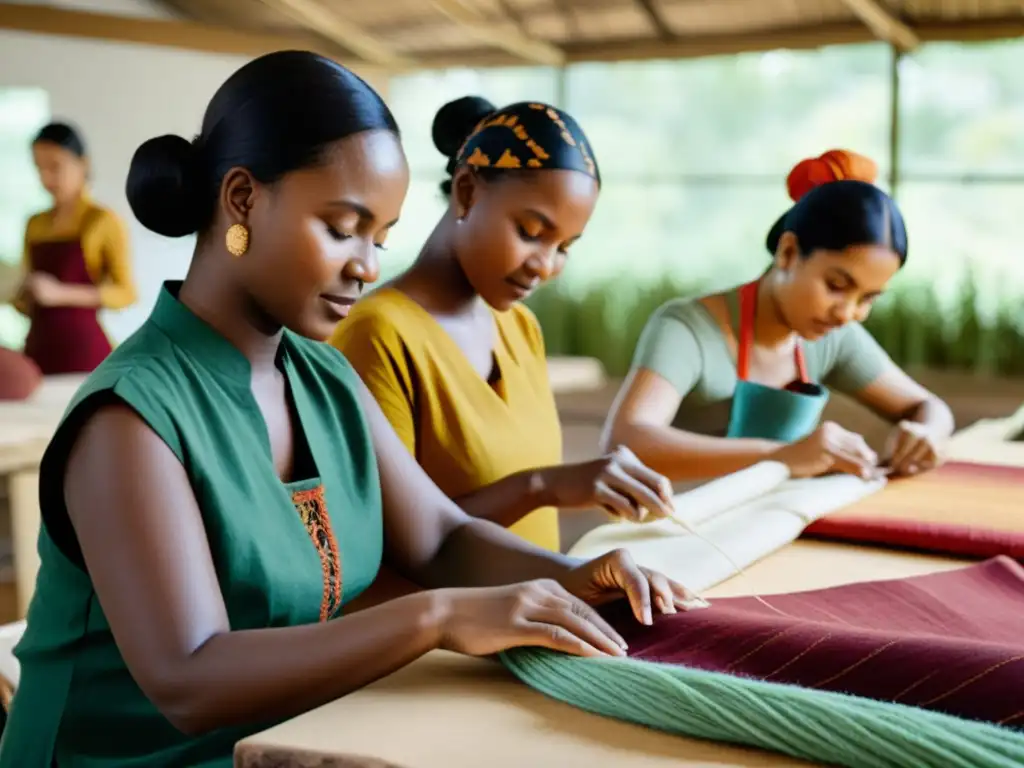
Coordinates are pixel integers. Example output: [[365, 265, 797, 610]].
[[602, 150, 954, 482], [0, 52, 698, 768]]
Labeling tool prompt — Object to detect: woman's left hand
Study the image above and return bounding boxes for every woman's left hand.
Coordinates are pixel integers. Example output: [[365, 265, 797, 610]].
[[559, 549, 709, 627], [25, 272, 67, 308], [884, 420, 943, 477]]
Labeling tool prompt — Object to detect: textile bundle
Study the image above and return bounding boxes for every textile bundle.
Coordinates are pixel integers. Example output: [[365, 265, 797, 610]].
[[803, 462, 1024, 559], [502, 558, 1024, 768]]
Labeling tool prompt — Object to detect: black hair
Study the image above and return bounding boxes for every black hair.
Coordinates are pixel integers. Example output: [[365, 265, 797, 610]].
[[766, 180, 908, 266], [126, 50, 399, 239], [432, 95, 600, 197], [33, 122, 86, 158], [433, 96, 497, 197]]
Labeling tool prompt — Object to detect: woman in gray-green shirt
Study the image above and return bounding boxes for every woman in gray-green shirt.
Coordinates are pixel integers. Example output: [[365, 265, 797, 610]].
[[602, 150, 954, 483]]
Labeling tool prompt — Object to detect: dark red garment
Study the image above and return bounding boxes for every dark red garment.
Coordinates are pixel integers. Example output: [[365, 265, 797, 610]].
[[23, 239, 112, 375], [0, 346, 41, 401], [803, 462, 1024, 560], [602, 557, 1024, 727]]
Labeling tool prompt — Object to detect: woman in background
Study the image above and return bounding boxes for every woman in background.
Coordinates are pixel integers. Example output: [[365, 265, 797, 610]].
[[332, 95, 675, 563], [16, 122, 136, 374], [602, 150, 954, 482]]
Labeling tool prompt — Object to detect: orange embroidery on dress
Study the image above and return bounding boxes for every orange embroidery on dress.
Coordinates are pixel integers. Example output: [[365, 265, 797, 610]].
[[292, 485, 343, 621]]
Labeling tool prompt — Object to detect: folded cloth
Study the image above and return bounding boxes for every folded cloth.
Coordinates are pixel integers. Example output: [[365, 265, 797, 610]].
[[803, 462, 1024, 559], [602, 556, 1024, 726]]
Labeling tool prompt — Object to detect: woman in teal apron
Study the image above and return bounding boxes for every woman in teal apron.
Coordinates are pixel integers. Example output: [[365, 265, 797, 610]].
[[727, 277, 829, 442], [601, 149, 954, 482], [0, 51, 696, 768]]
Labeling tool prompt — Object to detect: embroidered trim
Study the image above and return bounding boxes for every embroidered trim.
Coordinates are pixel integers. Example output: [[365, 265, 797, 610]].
[[291, 485, 343, 621]]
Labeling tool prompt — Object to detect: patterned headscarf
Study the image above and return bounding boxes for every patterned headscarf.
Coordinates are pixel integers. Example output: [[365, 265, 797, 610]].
[[452, 102, 600, 185]]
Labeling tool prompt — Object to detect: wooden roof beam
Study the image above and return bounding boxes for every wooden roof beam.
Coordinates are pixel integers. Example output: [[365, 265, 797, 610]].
[[408, 17, 1024, 69], [635, 0, 674, 40], [0, 3, 354, 63], [255, 0, 411, 67], [425, 0, 566, 66], [837, 0, 920, 51]]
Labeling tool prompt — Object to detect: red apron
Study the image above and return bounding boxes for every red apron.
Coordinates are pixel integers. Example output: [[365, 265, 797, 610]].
[[23, 239, 112, 375]]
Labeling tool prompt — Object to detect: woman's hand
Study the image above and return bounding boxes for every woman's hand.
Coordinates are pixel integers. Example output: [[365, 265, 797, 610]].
[[884, 420, 943, 476], [435, 550, 706, 659], [559, 549, 709, 625], [771, 421, 881, 480], [435, 579, 630, 659], [23, 272, 67, 308], [537, 445, 675, 521]]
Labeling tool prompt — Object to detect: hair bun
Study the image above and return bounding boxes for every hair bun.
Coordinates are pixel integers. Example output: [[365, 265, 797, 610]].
[[786, 149, 879, 202], [431, 95, 496, 159], [126, 134, 200, 238]]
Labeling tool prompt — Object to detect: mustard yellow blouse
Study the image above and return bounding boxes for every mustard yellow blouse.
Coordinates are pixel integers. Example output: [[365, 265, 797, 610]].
[[18, 194, 136, 313], [332, 287, 563, 551]]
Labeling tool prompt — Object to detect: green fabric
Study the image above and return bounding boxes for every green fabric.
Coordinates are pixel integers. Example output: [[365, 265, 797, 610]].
[[631, 286, 890, 437], [501, 649, 1024, 768], [0, 282, 383, 768]]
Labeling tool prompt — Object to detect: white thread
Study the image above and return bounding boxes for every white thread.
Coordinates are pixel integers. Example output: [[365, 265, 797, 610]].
[[664, 514, 795, 618]]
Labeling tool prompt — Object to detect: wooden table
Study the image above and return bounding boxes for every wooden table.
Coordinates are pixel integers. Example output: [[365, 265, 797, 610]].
[[233, 421, 1019, 768], [0, 375, 83, 617]]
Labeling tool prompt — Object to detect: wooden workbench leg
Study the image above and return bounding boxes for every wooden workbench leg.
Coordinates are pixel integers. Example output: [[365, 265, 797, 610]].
[[9, 470, 40, 619]]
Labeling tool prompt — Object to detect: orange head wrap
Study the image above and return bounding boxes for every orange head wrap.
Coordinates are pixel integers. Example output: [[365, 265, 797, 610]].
[[785, 149, 878, 202]]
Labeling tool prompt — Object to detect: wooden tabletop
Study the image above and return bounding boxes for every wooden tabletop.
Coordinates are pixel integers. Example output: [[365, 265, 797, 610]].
[[0, 375, 83, 473]]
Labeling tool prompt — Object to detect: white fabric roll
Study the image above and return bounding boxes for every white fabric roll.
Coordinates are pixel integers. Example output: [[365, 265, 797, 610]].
[[568, 464, 886, 594]]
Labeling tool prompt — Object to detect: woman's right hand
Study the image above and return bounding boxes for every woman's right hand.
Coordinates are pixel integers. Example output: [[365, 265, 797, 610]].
[[434, 579, 629, 659], [771, 421, 881, 479], [536, 445, 675, 522]]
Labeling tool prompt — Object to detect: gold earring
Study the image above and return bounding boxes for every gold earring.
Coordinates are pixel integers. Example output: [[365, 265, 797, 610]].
[[225, 223, 249, 257]]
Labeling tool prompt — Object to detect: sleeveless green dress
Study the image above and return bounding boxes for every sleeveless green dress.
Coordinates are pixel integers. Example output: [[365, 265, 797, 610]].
[[0, 282, 384, 767]]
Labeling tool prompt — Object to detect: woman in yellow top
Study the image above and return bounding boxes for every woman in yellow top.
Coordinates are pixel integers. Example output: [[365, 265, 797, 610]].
[[332, 96, 675, 558], [16, 122, 136, 374]]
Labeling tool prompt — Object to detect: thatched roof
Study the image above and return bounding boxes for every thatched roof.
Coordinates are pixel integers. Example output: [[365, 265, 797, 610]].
[[2, 0, 1023, 70]]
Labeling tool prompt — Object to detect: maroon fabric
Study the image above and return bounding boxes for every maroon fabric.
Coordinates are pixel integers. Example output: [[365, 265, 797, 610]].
[[805, 518, 1024, 560], [0, 346, 41, 401], [803, 462, 1024, 560], [602, 557, 1024, 727], [23, 239, 112, 375]]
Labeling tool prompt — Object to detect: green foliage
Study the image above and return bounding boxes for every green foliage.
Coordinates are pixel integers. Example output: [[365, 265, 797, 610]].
[[526, 275, 1024, 378]]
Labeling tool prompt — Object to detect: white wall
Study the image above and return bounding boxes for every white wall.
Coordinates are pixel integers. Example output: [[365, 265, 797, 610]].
[[0, 27, 251, 340], [0, 0, 387, 341]]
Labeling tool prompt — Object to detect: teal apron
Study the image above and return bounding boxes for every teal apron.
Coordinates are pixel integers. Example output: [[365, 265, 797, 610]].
[[726, 280, 828, 442]]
